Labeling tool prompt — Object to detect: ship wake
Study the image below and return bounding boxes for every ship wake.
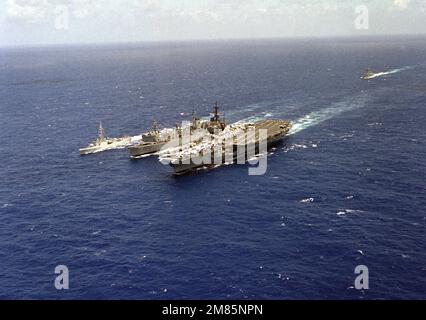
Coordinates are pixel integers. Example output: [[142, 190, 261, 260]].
[[367, 66, 413, 79], [227, 93, 370, 136], [289, 95, 368, 135]]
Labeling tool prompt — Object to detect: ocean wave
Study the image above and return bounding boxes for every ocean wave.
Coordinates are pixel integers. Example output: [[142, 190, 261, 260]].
[[336, 209, 365, 216], [283, 144, 309, 152]]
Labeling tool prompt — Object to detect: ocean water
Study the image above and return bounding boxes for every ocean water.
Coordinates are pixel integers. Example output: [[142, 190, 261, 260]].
[[0, 37, 425, 299]]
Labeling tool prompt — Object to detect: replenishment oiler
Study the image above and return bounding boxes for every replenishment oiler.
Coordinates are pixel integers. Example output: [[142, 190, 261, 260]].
[[79, 122, 132, 155], [128, 120, 174, 159], [128, 103, 227, 159]]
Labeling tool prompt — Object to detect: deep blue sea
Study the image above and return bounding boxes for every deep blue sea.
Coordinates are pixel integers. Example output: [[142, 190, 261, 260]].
[[0, 37, 425, 299]]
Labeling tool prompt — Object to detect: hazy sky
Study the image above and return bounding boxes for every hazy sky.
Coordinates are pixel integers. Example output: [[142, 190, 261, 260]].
[[1, 0, 426, 46]]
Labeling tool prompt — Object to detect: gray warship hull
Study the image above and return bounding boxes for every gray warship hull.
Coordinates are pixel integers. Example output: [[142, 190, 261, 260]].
[[128, 141, 167, 158], [169, 120, 292, 175]]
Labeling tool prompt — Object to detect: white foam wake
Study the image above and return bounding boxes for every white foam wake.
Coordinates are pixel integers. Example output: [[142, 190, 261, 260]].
[[226, 102, 274, 123], [367, 66, 413, 79], [289, 96, 367, 135]]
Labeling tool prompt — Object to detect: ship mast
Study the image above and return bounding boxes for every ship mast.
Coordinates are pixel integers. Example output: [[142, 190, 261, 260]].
[[210, 101, 220, 122], [98, 121, 105, 142], [213, 101, 219, 122], [191, 109, 199, 130]]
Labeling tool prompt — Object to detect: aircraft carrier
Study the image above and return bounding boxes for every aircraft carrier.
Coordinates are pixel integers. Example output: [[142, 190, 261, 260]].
[[159, 119, 292, 175]]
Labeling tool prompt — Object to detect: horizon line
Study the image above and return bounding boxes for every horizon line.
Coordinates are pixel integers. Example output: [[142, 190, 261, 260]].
[[2, 33, 426, 50]]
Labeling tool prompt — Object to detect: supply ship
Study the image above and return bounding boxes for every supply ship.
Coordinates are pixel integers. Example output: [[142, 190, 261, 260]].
[[128, 120, 174, 159], [79, 122, 131, 155], [128, 103, 227, 159]]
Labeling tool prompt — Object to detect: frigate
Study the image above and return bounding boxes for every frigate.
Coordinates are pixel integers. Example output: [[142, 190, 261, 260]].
[[79, 122, 131, 155]]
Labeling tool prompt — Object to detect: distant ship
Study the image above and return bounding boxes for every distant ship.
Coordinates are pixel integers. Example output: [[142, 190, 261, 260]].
[[362, 68, 376, 80], [159, 119, 292, 175], [79, 122, 131, 155]]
